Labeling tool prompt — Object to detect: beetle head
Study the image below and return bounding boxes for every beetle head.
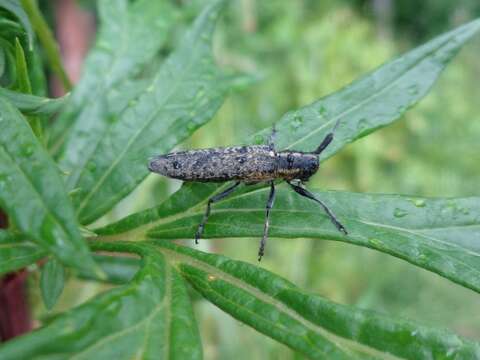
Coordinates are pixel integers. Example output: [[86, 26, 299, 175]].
[[277, 152, 319, 181]]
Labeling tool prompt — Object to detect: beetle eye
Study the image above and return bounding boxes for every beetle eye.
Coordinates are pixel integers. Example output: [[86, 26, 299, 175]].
[[173, 161, 181, 169]]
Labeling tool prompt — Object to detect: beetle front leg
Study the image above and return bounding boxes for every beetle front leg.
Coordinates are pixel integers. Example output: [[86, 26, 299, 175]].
[[258, 181, 276, 261], [288, 181, 347, 235], [195, 181, 241, 244]]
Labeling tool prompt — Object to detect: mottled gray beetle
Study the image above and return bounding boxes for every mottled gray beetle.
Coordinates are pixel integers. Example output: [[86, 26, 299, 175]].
[[148, 122, 347, 260]]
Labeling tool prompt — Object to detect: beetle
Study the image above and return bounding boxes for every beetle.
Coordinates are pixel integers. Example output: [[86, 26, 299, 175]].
[[148, 121, 347, 260]]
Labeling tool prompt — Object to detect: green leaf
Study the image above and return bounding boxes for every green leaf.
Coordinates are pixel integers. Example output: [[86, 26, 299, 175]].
[[0, 230, 46, 275], [14, 37, 42, 138], [154, 241, 480, 359], [0, 87, 67, 116], [94, 19, 480, 290], [97, 184, 480, 293], [0, 98, 98, 275], [67, 0, 230, 225], [20, 0, 71, 90], [0, 243, 202, 360], [78, 254, 140, 284], [14, 37, 31, 92], [0, 0, 34, 49], [48, 0, 177, 153], [264, 18, 480, 157], [40, 258, 65, 310]]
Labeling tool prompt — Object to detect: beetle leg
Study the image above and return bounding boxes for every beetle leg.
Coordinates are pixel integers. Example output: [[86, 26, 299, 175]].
[[288, 182, 348, 235], [258, 181, 276, 261], [268, 123, 277, 151], [195, 181, 241, 244]]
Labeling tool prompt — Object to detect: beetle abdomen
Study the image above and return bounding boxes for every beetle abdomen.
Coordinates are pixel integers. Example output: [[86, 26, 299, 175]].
[[148, 145, 277, 182]]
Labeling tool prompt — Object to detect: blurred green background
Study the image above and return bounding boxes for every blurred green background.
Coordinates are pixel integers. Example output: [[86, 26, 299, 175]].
[[32, 1, 480, 358]]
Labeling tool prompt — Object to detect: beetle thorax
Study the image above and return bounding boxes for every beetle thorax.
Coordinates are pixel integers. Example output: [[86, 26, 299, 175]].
[[276, 151, 319, 181]]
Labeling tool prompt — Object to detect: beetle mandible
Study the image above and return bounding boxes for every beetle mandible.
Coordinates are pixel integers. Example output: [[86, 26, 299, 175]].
[[148, 121, 347, 261]]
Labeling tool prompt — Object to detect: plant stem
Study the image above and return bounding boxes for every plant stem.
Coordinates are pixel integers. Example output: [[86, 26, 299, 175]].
[[20, 0, 72, 91]]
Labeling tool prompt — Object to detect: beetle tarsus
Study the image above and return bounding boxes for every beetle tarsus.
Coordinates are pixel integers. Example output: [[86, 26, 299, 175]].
[[258, 181, 276, 261]]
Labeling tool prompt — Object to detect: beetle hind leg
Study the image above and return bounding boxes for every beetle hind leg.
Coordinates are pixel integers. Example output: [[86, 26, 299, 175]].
[[258, 181, 276, 261], [195, 181, 241, 244]]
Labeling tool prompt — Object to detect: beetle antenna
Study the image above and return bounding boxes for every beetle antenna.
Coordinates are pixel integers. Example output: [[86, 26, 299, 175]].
[[312, 118, 341, 155]]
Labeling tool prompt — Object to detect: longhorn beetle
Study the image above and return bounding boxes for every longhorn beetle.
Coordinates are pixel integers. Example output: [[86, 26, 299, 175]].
[[148, 121, 347, 261]]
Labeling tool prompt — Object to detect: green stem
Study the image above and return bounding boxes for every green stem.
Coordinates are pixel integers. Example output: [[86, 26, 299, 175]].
[[14, 38, 43, 140], [20, 0, 72, 91]]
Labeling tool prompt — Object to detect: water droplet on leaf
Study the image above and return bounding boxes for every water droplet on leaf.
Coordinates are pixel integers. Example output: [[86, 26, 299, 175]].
[[86, 162, 97, 172], [318, 105, 327, 116], [254, 134, 264, 145], [291, 115, 303, 130], [407, 84, 419, 96], [394, 208, 408, 218], [22, 145, 34, 157], [414, 199, 425, 207], [368, 238, 383, 248]]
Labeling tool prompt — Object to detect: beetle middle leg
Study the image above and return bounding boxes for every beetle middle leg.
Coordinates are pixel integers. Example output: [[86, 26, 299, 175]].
[[258, 181, 276, 261], [288, 181, 347, 235], [195, 181, 241, 244]]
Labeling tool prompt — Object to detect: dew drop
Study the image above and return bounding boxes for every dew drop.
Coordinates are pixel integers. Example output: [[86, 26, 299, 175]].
[[22, 145, 34, 157], [86, 162, 97, 172], [290, 115, 303, 130], [393, 208, 408, 218], [317, 105, 327, 116], [356, 118, 369, 132], [368, 238, 383, 248], [253, 134, 264, 145], [397, 105, 407, 115], [417, 253, 427, 264], [414, 199, 425, 207], [445, 347, 457, 358], [407, 84, 419, 96], [196, 89, 205, 99]]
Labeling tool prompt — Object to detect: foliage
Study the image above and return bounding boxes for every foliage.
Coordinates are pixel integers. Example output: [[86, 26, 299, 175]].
[[0, 0, 479, 358]]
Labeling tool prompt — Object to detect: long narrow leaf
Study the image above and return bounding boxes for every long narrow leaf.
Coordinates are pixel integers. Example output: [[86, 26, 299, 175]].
[[71, 0, 230, 224], [154, 241, 480, 359], [0, 230, 46, 275], [0, 98, 97, 274], [97, 185, 480, 293], [94, 19, 480, 291], [0, 87, 67, 116], [0, 243, 202, 360], [49, 0, 176, 153]]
